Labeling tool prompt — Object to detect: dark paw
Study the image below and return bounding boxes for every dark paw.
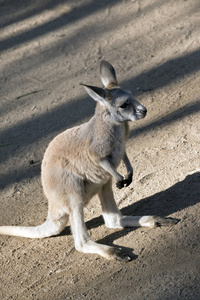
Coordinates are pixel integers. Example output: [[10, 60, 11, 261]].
[[108, 247, 131, 262], [154, 217, 180, 227], [116, 180, 124, 189], [124, 175, 132, 187]]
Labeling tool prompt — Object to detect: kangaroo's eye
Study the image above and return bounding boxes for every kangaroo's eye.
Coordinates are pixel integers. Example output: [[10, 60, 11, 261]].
[[120, 101, 129, 109]]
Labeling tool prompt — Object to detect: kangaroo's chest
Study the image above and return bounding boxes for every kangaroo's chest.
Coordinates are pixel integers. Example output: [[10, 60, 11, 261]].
[[109, 126, 126, 167]]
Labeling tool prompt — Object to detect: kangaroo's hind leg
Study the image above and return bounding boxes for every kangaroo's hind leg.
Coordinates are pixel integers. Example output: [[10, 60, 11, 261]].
[[98, 180, 123, 229], [99, 180, 179, 229], [68, 189, 130, 261]]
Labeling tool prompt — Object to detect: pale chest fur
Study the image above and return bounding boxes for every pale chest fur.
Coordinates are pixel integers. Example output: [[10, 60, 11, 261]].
[[108, 124, 126, 167], [88, 120, 127, 163]]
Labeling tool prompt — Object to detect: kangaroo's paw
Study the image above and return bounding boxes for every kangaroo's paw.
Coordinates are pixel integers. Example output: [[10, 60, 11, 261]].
[[107, 247, 131, 262], [153, 216, 179, 227], [141, 216, 180, 228]]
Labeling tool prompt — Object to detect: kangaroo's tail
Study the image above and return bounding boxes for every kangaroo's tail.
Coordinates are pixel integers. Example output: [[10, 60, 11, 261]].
[[0, 219, 66, 239]]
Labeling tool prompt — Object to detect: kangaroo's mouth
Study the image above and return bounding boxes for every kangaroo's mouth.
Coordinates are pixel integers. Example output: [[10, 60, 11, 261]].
[[135, 109, 147, 119]]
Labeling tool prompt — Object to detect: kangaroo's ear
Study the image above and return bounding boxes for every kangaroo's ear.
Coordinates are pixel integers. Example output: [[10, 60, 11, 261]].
[[100, 60, 118, 89], [80, 83, 111, 106]]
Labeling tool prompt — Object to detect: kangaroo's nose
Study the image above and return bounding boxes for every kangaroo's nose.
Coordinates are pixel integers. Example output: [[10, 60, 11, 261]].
[[137, 105, 147, 116]]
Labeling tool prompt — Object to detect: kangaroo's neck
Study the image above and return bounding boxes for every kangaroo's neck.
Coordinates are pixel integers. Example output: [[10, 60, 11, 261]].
[[93, 103, 130, 139]]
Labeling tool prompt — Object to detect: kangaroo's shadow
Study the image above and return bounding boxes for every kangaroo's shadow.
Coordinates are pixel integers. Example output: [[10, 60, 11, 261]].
[[60, 172, 200, 258]]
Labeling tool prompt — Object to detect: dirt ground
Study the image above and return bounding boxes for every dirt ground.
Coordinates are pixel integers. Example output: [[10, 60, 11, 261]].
[[0, 0, 200, 299]]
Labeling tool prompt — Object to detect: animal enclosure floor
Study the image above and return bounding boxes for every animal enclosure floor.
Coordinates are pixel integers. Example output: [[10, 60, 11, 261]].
[[0, 0, 200, 299]]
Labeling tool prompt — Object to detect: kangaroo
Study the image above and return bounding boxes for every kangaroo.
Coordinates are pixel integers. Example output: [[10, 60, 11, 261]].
[[0, 61, 178, 261]]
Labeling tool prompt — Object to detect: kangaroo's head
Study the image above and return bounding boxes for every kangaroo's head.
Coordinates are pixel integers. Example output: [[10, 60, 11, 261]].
[[81, 60, 147, 123]]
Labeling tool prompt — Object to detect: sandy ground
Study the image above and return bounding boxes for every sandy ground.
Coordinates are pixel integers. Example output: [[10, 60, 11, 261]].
[[0, 0, 200, 299]]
